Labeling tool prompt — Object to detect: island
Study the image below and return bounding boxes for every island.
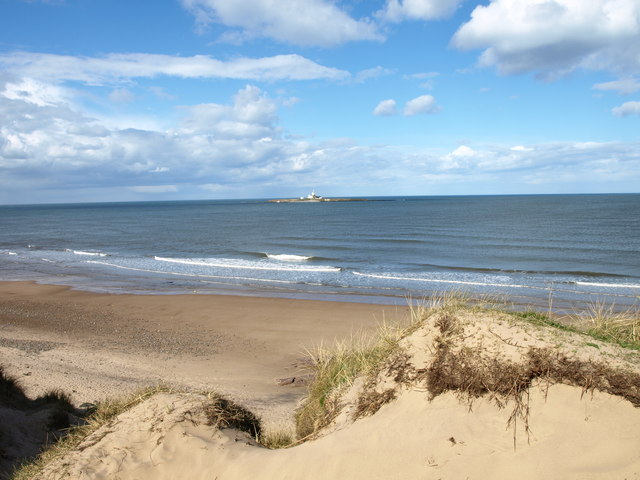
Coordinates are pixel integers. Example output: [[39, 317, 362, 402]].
[[268, 191, 368, 203]]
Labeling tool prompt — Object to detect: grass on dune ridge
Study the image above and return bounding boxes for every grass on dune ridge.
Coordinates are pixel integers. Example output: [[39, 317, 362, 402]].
[[294, 293, 640, 440]]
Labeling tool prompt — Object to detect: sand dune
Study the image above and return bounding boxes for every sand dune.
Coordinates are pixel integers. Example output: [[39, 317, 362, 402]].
[[20, 302, 640, 480]]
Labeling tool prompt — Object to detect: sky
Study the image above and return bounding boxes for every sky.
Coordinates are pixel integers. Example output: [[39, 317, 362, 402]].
[[0, 0, 639, 204]]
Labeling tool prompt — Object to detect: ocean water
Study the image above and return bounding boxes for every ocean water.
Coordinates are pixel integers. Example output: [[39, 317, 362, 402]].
[[1, 194, 639, 310]]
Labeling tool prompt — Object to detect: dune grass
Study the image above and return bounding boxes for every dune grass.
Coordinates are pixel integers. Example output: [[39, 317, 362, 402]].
[[582, 301, 640, 349], [259, 422, 296, 449], [294, 293, 640, 441], [294, 305, 430, 439]]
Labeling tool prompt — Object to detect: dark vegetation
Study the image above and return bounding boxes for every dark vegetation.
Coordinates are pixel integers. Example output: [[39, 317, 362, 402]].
[[0, 367, 79, 479]]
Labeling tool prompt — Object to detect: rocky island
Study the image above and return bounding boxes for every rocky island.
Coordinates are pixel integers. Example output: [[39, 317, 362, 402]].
[[268, 191, 368, 203]]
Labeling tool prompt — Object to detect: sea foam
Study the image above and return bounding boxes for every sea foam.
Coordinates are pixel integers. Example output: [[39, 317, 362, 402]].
[[265, 253, 313, 262], [153, 256, 340, 273], [352, 271, 531, 289], [575, 281, 640, 289], [66, 249, 108, 257], [87, 260, 296, 283]]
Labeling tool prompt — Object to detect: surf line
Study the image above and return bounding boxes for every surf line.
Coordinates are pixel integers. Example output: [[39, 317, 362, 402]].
[[153, 256, 340, 273], [575, 281, 640, 289], [352, 271, 541, 290], [85, 261, 296, 284]]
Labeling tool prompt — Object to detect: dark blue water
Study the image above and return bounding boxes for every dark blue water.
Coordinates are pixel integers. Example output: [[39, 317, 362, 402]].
[[1, 195, 639, 309]]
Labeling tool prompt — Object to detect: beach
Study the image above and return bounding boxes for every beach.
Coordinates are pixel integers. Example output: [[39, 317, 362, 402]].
[[0, 281, 404, 424], [1, 279, 638, 479]]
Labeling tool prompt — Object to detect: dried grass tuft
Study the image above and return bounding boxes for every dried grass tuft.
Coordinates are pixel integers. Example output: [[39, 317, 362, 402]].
[[204, 394, 261, 439], [259, 422, 296, 449]]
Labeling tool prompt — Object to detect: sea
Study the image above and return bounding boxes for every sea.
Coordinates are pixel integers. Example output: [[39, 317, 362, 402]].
[[1, 194, 639, 312]]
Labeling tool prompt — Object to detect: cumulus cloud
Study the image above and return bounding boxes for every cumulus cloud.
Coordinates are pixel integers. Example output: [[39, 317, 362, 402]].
[[453, 0, 640, 78], [180, 0, 382, 47], [403, 94, 441, 115], [373, 99, 398, 116], [178, 85, 278, 138], [379, 0, 464, 21], [0, 52, 349, 84], [441, 145, 483, 170], [0, 79, 289, 199], [612, 100, 640, 116], [593, 78, 640, 95]]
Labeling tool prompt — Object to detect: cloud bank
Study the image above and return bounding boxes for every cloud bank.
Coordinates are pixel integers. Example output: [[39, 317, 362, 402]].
[[2, 73, 637, 204]]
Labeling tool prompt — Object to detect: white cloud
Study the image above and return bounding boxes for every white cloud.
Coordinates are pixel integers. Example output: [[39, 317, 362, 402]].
[[0, 52, 349, 84], [1, 77, 71, 106], [441, 145, 482, 170], [181, 0, 382, 47], [379, 0, 464, 21], [373, 99, 397, 116], [612, 100, 640, 116], [453, 0, 640, 78], [403, 94, 441, 115], [179, 85, 278, 138], [593, 78, 640, 95]]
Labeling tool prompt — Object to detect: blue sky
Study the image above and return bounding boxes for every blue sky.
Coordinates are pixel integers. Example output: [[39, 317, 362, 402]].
[[0, 0, 639, 204]]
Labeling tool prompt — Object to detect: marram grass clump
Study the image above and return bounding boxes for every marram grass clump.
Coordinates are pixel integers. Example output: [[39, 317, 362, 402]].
[[294, 307, 429, 439], [583, 301, 640, 350]]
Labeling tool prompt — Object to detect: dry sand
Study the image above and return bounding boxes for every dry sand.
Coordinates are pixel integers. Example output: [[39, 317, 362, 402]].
[[0, 281, 405, 424]]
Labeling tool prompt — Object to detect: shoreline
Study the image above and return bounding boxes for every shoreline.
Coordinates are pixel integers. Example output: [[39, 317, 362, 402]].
[[0, 280, 405, 424]]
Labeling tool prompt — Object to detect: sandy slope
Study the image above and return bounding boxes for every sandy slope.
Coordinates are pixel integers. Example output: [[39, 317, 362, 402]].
[[30, 307, 640, 480]]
